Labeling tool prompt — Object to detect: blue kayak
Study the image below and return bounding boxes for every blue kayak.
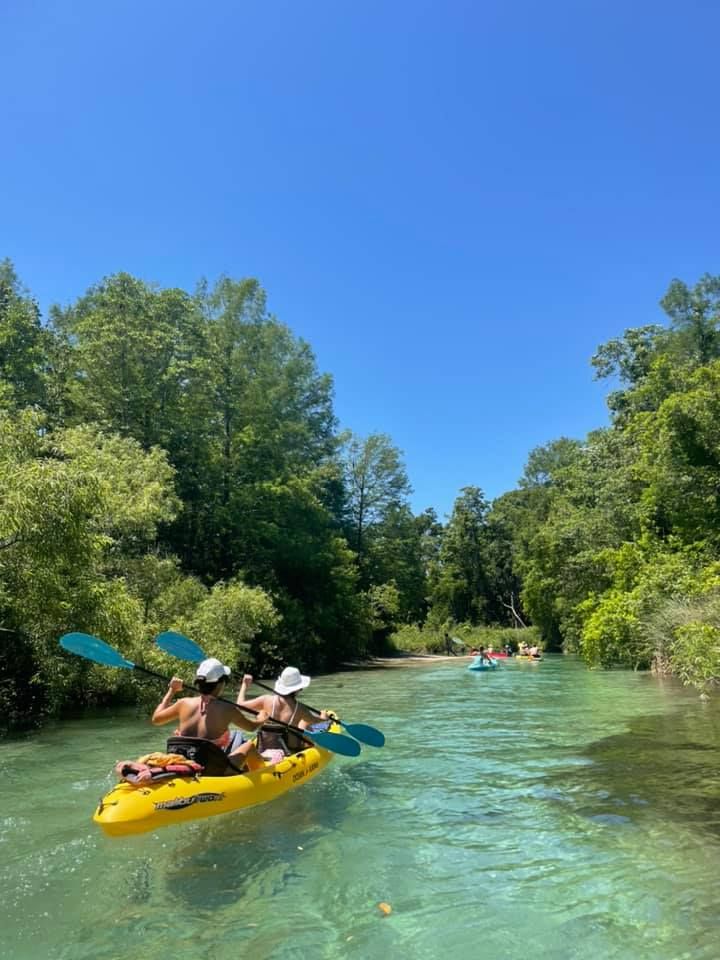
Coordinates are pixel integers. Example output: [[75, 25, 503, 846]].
[[467, 657, 497, 672]]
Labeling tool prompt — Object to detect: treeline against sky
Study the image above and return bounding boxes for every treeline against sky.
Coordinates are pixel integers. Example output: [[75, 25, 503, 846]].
[[1, 262, 719, 728], [0, 260, 505, 728], [488, 274, 720, 691]]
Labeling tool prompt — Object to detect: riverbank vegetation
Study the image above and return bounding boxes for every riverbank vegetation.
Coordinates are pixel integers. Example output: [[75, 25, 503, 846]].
[[2, 260, 719, 729], [388, 624, 540, 656]]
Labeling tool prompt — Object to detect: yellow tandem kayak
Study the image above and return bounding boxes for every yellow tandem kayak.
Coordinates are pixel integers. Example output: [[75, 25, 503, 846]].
[[94, 740, 334, 837]]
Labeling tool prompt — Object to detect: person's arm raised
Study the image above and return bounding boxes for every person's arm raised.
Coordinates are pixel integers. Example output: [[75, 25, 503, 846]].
[[152, 677, 184, 725], [237, 673, 252, 702]]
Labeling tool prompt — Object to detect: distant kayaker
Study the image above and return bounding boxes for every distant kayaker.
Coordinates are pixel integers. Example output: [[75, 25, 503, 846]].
[[151, 657, 269, 771], [237, 666, 329, 757]]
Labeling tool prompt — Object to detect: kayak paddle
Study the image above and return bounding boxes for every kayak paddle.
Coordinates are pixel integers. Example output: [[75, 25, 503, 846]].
[[155, 630, 385, 748], [59, 632, 361, 757]]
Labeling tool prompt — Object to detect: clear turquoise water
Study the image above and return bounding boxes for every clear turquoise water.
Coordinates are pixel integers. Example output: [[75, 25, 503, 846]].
[[2, 656, 719, 960]]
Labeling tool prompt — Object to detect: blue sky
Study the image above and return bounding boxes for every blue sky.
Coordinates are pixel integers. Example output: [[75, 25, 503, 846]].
[[2, 0, 718, 518]]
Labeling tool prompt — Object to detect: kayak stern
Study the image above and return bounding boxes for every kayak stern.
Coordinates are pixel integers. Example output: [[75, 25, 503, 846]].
[[94, 743, 332, 837]]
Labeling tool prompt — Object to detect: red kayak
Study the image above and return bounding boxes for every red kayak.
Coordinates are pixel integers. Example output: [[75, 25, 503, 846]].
[[469, 651, 509, 658]]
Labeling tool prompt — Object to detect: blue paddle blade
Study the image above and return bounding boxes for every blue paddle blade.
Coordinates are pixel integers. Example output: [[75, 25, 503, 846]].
[[155, 631, 204, 662], [59, 633, 135, 670], [307, 729, 361, 757], [340, 722, 385, 748]]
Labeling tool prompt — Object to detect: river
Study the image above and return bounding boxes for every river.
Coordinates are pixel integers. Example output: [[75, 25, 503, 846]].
[[1, 655, 719, 959]]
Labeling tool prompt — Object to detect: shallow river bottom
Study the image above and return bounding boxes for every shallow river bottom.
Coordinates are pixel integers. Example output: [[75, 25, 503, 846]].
[[2, 656, 719, 959]]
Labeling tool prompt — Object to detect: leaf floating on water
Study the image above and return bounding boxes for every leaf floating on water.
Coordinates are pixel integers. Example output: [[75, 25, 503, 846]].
[[378, 902, 392, 916]]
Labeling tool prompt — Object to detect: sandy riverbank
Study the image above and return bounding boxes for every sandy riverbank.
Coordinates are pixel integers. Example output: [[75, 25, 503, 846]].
[[341, 653, 476, 669]]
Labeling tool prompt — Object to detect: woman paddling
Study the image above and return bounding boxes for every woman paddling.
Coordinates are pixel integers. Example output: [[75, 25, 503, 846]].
[[237, 666, 329, 760], [151, 657, 269, 772]]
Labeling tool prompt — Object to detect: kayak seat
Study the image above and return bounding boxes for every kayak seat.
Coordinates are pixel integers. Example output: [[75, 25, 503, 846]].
[[166, 736, 246, 776], [256, 722, 306, 757]]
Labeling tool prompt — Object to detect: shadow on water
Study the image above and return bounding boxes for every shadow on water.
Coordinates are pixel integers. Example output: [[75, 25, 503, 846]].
[[544, 702, 720, 840], [156, 762, 369, 911]]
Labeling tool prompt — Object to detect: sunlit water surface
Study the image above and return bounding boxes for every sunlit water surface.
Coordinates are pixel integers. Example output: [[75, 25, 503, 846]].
[[2, 656, 719, 959]]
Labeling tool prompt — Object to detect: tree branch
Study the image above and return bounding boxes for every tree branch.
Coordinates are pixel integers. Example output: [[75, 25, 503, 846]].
[[501, 593, 527, 628]]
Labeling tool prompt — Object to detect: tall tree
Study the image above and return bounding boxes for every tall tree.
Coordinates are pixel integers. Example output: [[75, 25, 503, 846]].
[[430, 486, 492, 624], [0, 259, 50, 411], [340, 432, 411, 578], [49, 272, 199, 447], [661, 273, 720, 366], [181, 275, 337, 579], [365, 504, 430, 624], [592, 274, 720, 423]]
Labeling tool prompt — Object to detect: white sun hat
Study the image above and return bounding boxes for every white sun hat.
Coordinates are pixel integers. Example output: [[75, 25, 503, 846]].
[[274, 666, 311, 695], [195, 657, 231, 683]]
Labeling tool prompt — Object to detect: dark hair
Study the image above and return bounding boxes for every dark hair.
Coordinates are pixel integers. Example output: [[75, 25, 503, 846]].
[[195, 677, 225, 695]]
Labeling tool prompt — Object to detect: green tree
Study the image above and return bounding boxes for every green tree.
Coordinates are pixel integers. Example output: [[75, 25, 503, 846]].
[[661, 274, 720, 366], [340, 432, 411, 578], [235, 472, 367, 669], [0, 411, 179, 728], [636, 360, 720, 543], [430, 486, 492, 624], [169, 275, 337, 580], [184, 577, 280, 671], [0, 259, 50, 411], [50, 273, 200, 448], [592, 274, 720, 423], [517, 429, 644, 648], [365, 504, 430, 625]]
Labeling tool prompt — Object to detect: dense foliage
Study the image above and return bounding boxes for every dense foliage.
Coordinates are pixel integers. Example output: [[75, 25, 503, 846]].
[[0, 262, 431, 729], [495, 274, 720, 691], [2, 260, 719, 729]]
